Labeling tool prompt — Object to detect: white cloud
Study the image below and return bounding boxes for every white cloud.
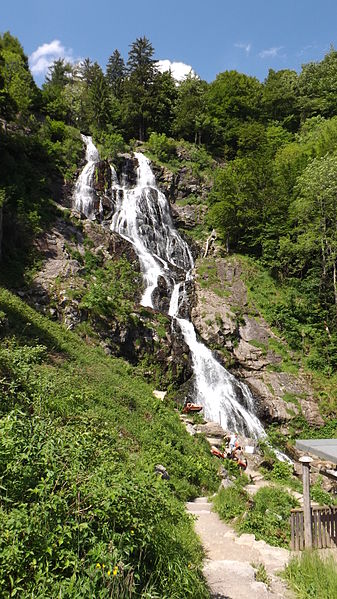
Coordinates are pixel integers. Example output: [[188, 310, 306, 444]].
[[234, 42, 251, 55], [259, 46, 284, 59], [156, 59, 196, 82], [29, 40, 78, 77]]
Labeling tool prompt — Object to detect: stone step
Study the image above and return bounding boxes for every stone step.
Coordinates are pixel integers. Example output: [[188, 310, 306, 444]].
[[251, 474, 265, 482], [234, 533, 256, 546], [186, 502, 211, 514], [203, 559, 271, 599]]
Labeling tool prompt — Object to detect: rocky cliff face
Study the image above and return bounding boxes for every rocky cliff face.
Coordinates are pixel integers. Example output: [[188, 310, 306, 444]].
[[26, 213, 192, 389], [151, 161, 211, 232], [191, 256, 324, 428]]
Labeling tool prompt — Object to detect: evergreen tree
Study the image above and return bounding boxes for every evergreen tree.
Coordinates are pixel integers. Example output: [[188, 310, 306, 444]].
[[45, 58, 72, 88], [106, 49, 125, 98], [88, 62, 110, 132], [124, 36, 155, 140]]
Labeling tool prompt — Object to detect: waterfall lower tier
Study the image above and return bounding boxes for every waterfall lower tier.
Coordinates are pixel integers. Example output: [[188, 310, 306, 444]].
[[177, 318, 265, 439], [74, 137, 267, 440]]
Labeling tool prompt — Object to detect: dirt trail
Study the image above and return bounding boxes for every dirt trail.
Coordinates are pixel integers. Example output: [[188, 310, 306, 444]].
[[187, 497, 293, 599]]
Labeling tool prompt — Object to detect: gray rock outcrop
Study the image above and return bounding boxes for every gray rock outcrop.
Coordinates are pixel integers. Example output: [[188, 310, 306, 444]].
[[191, 256, 324, 428]]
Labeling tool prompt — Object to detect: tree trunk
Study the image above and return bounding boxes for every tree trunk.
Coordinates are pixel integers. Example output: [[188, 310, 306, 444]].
[[139, 117, 144, 142], [0, 205, 2, 262], [333, 259, 337, 319]]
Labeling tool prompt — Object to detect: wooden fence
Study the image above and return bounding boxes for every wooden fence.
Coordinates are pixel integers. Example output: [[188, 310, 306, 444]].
[[291, 506, 337, 550]]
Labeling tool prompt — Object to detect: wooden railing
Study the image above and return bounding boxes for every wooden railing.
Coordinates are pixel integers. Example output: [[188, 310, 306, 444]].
[[291, 506, 337, 550]]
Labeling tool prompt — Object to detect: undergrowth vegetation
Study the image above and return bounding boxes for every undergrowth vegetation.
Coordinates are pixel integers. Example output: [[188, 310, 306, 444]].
[[213, 477, 298, 548], [0, 287, 218, 598], [284, 551, 337, 598]]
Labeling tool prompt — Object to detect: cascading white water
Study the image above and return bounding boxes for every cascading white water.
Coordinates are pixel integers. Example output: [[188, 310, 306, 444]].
[[74, 137, 266, 440], [177, 319, 264, 436], [73, 135, 100, 219], [111, 152, 193, 309]]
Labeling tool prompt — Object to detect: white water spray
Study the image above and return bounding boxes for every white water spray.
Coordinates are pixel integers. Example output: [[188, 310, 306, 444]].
[[73, 135, 100, 219], [74, 137, 270, 440]]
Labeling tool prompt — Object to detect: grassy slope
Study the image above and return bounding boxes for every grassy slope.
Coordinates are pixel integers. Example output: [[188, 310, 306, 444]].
[[0, 287, 218, 598]]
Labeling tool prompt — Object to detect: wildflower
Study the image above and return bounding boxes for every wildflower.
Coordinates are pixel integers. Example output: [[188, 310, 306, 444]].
[[102, 564, 105, 569], [107, 570, 111, 577], [113, 566, 118, 576], [188, 563, 192, 569], [131, 529, 134, 535], [96, 563, 101, 569]]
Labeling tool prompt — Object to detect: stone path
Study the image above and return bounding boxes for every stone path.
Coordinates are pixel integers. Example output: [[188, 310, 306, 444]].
[[187, 497, 293, 599]]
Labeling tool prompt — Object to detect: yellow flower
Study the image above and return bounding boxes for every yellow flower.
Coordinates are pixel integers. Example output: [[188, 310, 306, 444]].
[[96, 563, 101, 569], [102, 564, 105, 569], [107, 570, 111, 577], [131, 530, 134, 535], [188, 563, 192, 569], [113, 566, 118, 577]]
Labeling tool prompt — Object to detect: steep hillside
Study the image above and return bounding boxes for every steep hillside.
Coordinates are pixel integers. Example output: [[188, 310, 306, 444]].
[[0, 286, 218, 598]]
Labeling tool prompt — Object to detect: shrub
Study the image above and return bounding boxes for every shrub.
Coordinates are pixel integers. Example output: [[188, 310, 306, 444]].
[[239, 487, 298, 547], [147, 133, 177, 163], [212, 485, 248, 521]]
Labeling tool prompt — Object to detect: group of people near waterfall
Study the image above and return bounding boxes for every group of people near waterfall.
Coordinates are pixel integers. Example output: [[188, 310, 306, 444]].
[[211, 432, 248, 471], [182, 401, 248, 471]]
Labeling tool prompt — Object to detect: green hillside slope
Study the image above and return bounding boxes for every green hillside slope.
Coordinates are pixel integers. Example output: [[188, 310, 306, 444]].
[[0, 287, 218, 598]]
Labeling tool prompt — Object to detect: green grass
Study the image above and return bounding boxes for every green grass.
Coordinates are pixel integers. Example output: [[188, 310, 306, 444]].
[[213, 483, 298, 548], [0, 287, 219, 598], [284, 551, 337, 598]]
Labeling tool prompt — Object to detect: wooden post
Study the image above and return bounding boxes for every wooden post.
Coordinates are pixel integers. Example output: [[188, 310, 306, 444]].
[[299, 456, 313, 549]]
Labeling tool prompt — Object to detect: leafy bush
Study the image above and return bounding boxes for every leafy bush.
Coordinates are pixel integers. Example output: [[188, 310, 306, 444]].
[[147, 133, 177, 163], [263, 461, 293, 483], [212, 485, 248, 522], [239, 487, 298, 547], [39, 117, 83, 180], [97, 130, 127, 162], [80, 257, 141, 323]]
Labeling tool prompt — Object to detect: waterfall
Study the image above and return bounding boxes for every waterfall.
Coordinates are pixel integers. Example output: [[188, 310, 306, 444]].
[[73, 135, 100, 219], [74, 137, 266, 440]]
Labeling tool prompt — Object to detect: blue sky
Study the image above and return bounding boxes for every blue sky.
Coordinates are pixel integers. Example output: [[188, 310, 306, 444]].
[[2, 0, 337, 85]]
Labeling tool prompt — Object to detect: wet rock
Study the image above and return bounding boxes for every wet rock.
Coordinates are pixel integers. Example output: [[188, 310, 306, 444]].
[[152, 275, 170, 313], [155, 464, 170, 480], [115, 153, 138, 187], [196, 422, 227, 438]]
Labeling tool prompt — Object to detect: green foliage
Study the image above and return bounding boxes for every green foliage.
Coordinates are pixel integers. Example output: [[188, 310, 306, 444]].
[[39, 117, 83, 180], [80, 257, 141, 323], [262, 461, 294, 483], [238, 486, 298, 547], [310, 477, 337, 506], [0, 287, 218, 597], [213, 482, 298, 548], [284, 550, 337, 599], [212, 485, 248, 521], [173, 76, 210, 145], [97, 129, 127, 161], [146, 132, 177, 162], [252, 563, 271, 588]]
